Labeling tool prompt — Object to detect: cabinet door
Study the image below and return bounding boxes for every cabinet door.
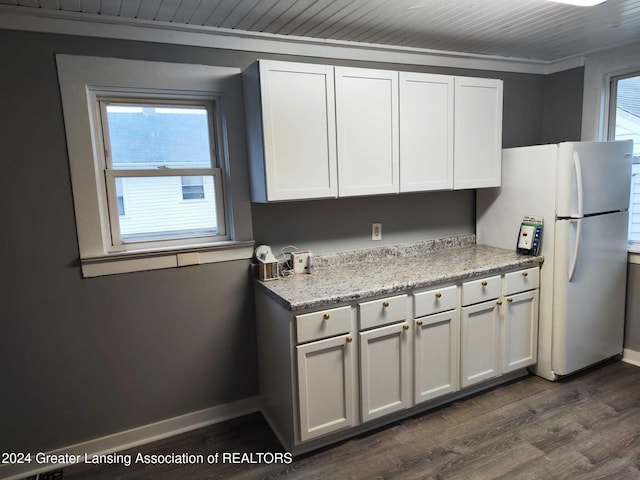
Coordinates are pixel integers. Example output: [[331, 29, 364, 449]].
[[335, 67, 399, 197], [502, 290, 539, 373], [414, 309, 459, 404], [453, 76, 503, 190], [297, 333, 354, 442], [399, 72, 454, 192], [360, 322, 410, 422], [259, 61, 337, 201], [460, 300, 501, 388]]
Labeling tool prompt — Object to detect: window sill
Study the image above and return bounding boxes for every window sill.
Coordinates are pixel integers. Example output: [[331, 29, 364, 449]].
[[80, 240, 255, 277], [628, 248, 640, 265]]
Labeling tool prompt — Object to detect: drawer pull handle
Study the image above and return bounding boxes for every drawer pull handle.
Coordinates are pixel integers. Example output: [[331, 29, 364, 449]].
[[507, 298, 513, 303], [496, 300, 503, 306], [522, 272, 528, 277], [382, 301, 390, 307], [416, 320, 423, 326], [323, 314, 330, 320], [346, 336, 353, 343], [435, 292, 442, 298], [403, 324, 409, 330], [481, 281, 488, 287]]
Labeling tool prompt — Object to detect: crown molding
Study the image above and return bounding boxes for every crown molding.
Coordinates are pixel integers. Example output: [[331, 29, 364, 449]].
[[0, 5, 587, 75]]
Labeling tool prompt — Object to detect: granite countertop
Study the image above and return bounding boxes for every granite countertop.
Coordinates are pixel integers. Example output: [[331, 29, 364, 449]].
[[255, 235, 543, 311]]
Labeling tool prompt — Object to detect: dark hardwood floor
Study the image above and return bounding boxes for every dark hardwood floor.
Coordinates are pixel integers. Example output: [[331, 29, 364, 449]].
[[63, 360, 640, 479]]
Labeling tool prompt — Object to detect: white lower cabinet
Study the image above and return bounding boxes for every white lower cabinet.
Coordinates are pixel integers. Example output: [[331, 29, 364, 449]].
[[502, 289, 539, 373], [296, 333, 355, 442], [414, 309, 460, 403], [360, 321, 411, 422], [460, 269, 540, 388], [255, 265, 539, 454], [460, 299, 501, 388]]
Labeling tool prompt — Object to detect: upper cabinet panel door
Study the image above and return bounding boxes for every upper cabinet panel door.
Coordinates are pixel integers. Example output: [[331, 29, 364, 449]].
[[453, 77, 503, 190], [399, 72, 454, 192], [335, 67, 399, 197], [244, 60, 337, 202]]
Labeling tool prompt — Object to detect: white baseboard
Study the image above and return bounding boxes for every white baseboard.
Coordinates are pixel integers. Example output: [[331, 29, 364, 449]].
[[0, 396, 260, 480], [622, 348, 640, 367]]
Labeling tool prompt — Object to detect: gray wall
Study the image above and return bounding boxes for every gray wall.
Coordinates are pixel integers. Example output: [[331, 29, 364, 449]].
[[0, 29, 262, 454], [0, 27, 579, 455], [542, 67, 585, 143]]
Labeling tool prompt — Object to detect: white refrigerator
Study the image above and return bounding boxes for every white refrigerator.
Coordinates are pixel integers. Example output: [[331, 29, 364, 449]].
[[477, 141, 633, 381]]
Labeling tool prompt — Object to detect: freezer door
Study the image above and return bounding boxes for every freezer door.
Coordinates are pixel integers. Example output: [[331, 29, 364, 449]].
[[552, 211, 628, 376], [556, 141, 632, 217]]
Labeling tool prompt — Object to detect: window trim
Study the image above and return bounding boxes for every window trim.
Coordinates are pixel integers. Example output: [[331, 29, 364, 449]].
[[57, 55, 254, 277], [581, 44, 640, 260]]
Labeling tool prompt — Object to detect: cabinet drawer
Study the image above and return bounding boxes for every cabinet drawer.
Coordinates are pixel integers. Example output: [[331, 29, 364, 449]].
[[414, 285, 457, 317], [359, 295, 408, 330], [504, 267, 539, 296], [461, 275, 501, 306], [296, 306, 352, 344]]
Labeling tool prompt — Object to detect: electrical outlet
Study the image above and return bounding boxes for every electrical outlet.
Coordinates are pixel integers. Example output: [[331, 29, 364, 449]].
[[372, 223, 382, 241]]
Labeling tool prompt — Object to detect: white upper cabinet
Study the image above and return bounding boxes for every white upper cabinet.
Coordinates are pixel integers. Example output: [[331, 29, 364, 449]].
[[453, 76, 503, 189], [243, 61, 503, 202], [243, 60, 338, 202], [335, 67, 399, 197], [399, 72, 454, 192]]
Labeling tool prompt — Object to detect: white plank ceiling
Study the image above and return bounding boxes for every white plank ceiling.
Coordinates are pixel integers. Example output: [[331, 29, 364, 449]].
[[2, 0, 640, 61]]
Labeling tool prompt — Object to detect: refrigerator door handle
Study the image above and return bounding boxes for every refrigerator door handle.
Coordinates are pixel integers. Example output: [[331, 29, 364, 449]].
[[568, 219, 582, 282], [573, 151, 584, 218]]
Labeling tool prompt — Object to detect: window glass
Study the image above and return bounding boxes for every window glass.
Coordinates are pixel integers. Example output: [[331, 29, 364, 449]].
[[117, 175, 218, 243], [610, 74, 640, 245], [181, 176, 205, 200], [105, 104, 212, 169]]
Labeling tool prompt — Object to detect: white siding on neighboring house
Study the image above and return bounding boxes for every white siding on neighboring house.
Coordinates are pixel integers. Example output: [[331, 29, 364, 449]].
[[119, 176, 218, 242]]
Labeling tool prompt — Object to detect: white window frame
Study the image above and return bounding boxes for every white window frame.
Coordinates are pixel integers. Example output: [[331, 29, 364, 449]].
[[57, 55, 254, 277], [97, 96, 226, 249]]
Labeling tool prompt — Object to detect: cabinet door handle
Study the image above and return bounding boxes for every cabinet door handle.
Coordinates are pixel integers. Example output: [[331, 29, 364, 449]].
[[416, 320, 423, 326], [435, 292, 442, 298], [496, 300, 503, 306], [481, 281, 488, 287], [382, 301, 390, 307], [403, 324, 410, 330], [323, 313, 330, 320], [346, 336, 353, 343], [507, 298, 513, 303], [522, 272, 528, 277]]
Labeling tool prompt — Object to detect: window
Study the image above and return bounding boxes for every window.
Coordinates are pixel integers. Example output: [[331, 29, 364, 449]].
[[609, 74, 640, 246], [181, 176, 206, 200], [57, 55, 253, 277], [99, 100, 225, 246]]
